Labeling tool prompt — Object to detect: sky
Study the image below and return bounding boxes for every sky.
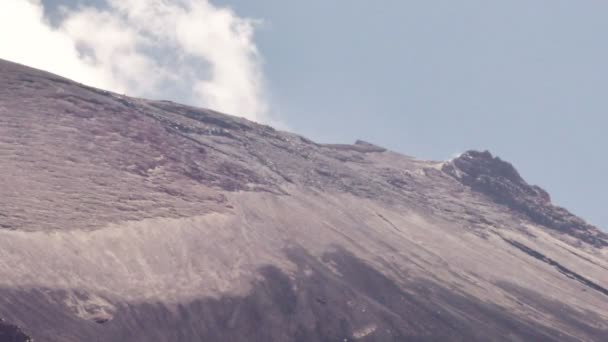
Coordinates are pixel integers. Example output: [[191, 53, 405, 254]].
[[2, 0, 607, 230]]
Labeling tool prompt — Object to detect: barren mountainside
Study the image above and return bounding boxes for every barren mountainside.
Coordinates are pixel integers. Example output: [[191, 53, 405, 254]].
[[0, 59, 607, 341]]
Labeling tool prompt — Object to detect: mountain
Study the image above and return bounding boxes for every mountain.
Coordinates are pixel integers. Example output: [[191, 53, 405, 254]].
[[0, 58, 607, 341]]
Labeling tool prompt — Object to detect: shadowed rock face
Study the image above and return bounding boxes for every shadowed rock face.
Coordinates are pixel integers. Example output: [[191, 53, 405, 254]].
[[0, 319, 31, 342], [1, 59, 607, 341], [443, 151, 608, 247]]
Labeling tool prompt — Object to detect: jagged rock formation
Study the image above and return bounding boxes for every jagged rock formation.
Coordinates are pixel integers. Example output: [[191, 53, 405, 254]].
[[443, 150, 608, 247], [0, 319, 31, 342], [0, 59, 607, 341]]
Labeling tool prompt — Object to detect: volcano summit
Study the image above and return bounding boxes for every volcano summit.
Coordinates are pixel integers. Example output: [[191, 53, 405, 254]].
[[0, 59, 607, 341]]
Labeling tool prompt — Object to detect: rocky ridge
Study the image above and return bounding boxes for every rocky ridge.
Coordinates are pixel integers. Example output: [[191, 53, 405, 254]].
[[443, 150, 608, 247], [0, 59, 607, 341]]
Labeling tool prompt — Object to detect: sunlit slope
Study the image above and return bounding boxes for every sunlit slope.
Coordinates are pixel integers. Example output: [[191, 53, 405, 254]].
[[0, 59, 607, 341]]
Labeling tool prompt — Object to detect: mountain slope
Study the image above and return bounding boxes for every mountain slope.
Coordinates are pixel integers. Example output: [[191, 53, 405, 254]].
[[0, 59, 607, 341]]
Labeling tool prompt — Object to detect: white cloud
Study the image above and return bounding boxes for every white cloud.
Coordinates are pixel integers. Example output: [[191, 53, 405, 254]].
[[0, 0, 272, 123]]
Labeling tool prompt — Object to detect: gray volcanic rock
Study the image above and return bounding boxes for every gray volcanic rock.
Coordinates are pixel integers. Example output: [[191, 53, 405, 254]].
[[0, 59, 607, 341], [443, 150, 608, 247], [0, 319, 31, 342]]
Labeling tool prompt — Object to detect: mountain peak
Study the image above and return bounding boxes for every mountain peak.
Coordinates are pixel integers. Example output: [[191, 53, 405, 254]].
[[443, 150, 607, 247], [444, 150, 548, 201], [449, 150, 526, 183], [1, 59, 608, 341]]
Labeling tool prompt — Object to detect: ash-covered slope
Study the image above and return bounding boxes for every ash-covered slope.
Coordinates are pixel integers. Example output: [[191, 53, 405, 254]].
[[0, 59, 607, 341]]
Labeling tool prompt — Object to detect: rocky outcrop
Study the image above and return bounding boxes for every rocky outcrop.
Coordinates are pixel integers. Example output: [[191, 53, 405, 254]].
[[443, 150, 608, 247], [0, 319, 32, 342]]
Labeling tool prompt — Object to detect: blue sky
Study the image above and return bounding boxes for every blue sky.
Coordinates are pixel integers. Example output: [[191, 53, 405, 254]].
[[18, 1, 608, 229]]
